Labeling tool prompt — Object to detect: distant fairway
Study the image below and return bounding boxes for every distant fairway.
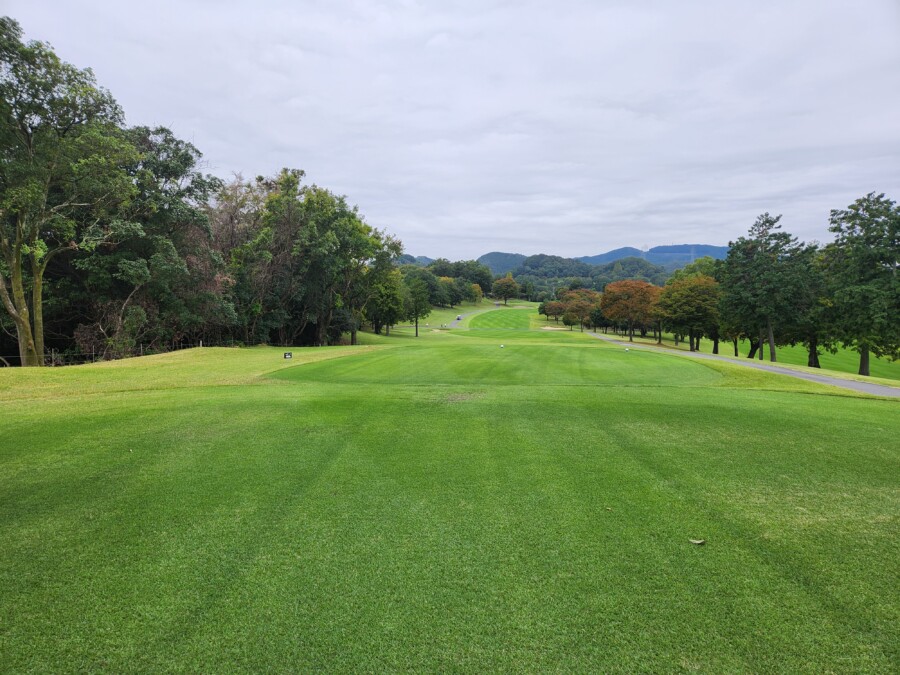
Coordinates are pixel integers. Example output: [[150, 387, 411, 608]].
[[468, 305, 533, 329], [273, 342, 719, 387], [1, 308, 898, 672]]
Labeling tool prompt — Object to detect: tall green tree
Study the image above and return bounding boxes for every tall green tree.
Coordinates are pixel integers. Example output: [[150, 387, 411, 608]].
[[822, 193, 900, 375], [657, 275, 720, 352], [291, 181, 388, 346], [438, 276, 462, 307], [668, 256, 721, 284], [210, 169, 395, 347], [0, 18, 136, 364], [403, 277, 431, 337], [719, 214, 802, 362], [401, 265, 444, 307], [366, 267, 405, 335], [209, 175, 281, 345], [342, 230, 402, 345], [71, 126, 230, 357], [776, 243, 833, 368]]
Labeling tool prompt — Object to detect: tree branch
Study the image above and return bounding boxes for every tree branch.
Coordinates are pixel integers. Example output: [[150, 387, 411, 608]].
[[0, 268, 23, 323]]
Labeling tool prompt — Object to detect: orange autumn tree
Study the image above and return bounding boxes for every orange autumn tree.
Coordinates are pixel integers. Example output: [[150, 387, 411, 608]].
[[600, 280, 661, 341], [558, 288, 602, 331]]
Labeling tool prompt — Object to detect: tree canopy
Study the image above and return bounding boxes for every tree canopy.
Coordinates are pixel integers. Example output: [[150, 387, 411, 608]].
[[822, 193, 900, 375], [492, 273, 519, 305], [600, 280, 660, 341]]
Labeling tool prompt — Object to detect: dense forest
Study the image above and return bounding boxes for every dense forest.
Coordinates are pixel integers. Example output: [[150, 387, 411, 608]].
[[2, 17, 898, 375], [0, 18, 493, 364]]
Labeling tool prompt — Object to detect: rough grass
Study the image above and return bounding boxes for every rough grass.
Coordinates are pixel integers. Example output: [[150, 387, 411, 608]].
[[1, 312, 898, 672]]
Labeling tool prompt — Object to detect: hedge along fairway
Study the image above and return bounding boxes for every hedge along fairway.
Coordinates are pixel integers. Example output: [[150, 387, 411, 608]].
[[1, 314, 898, 672]]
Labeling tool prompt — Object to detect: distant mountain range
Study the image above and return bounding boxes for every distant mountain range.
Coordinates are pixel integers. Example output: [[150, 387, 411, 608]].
[[475, 252, 527, 275], [402, 245, 729, 276], [577, 245, 728, 267], [476, 245, 728, 275]]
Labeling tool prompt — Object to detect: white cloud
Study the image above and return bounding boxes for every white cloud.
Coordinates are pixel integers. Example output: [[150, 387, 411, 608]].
[[8, 0, 900, 258]]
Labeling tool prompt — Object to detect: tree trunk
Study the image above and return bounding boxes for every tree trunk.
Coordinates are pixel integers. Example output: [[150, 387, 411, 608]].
[[767, 319, 776, 362], [415, 317, 419, 337], [758, 327, 765, 360], [747, 340, 758, 359], [656, 321, 662, 345], [15, 318, 40, 365], [712, 337, 719, 354], [688, 328, 695, 351], [32, 266, 45, 361], [315, 305, 334, 346], [733, 338, 738, 357], [1, 255, 41, 366], [858, 344, 870, 376], [807, 336, 820, 368], [350, 327, 358, 345], [628, 322, 634, 341]]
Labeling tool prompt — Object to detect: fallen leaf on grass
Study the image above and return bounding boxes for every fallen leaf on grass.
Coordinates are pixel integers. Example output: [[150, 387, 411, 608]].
[[689, 539, 706, 545]]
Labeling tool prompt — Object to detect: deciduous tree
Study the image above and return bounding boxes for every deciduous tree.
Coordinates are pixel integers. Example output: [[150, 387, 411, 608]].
[[492, 273, 518, 304], [403, 277, 431, 337], [543, 300, 565, 323], [600, 280, 659, 341], [657, 275, 720, 352], [0, 18, 137, 364]]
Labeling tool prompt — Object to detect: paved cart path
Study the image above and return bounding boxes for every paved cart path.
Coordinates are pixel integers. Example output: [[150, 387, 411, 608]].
[[589, 332, 900, 398]]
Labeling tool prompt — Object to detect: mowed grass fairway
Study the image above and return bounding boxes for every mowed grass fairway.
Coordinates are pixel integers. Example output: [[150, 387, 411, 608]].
[[1, 309, 898, 672]]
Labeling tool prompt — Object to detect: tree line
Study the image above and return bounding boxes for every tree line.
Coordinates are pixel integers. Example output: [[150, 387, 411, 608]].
[[3, 18, 896, 373], [538, 204, 899, 376], [0, 18, 482, 365]]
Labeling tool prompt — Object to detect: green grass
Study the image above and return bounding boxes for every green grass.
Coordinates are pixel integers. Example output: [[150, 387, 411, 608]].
[[1, 310, 898, 672], [604, 327, 900, 381], [387, 300, 536, 338]]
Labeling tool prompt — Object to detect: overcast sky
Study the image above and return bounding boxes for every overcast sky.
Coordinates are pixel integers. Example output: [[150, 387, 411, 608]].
[[7, 1, 900, 259]]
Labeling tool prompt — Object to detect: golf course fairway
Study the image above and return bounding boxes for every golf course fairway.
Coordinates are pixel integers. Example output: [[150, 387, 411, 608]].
[[1, 307, 897, 672]]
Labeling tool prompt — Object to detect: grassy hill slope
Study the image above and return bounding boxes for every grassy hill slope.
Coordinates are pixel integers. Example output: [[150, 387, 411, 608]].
[[1, 313, 897, 672]]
